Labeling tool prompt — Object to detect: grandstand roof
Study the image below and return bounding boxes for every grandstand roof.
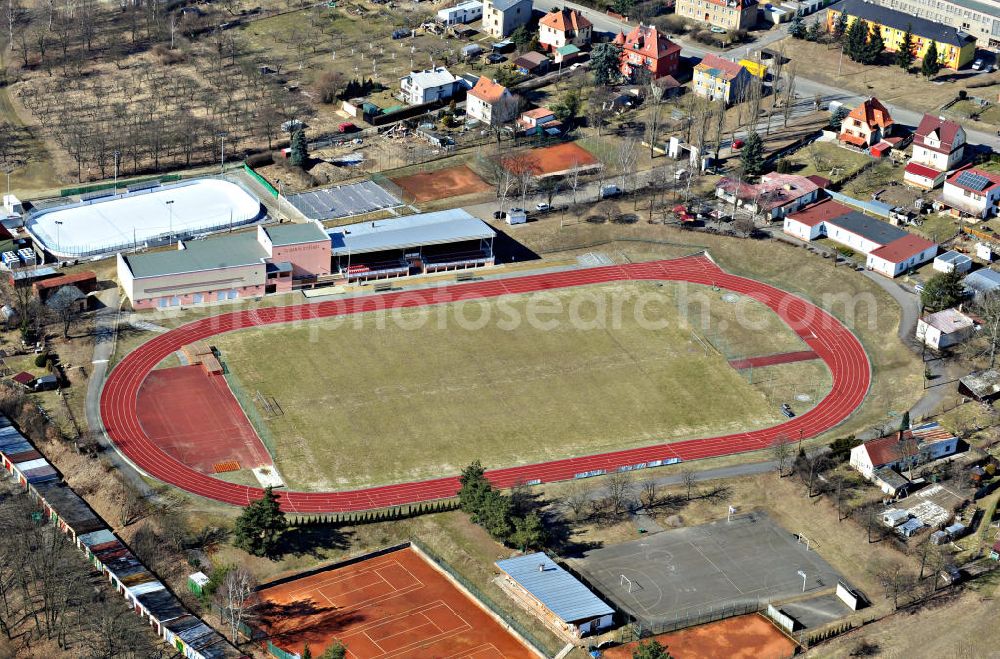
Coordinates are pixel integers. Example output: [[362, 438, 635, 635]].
[[329, 209, 495, 256], [496, 553, 614, 624]]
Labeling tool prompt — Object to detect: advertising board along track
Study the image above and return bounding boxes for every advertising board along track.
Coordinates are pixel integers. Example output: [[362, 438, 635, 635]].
[[100, 255, 871, 513]]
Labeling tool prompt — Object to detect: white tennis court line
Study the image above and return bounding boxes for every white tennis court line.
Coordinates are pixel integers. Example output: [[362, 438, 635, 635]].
[[343, 599, 474, 658]]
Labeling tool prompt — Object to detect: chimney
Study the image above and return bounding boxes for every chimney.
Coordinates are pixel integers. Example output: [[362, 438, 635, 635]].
[[538, 563, 545, 572]]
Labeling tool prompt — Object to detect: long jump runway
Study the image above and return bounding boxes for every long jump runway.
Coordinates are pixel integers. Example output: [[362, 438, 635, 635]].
[[100, 255, 871, 512]]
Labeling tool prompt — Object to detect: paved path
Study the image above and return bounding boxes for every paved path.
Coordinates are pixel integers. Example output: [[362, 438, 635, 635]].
[[99, 255, 870, 512]]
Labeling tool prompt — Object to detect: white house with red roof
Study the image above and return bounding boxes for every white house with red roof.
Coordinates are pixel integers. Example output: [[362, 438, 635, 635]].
[[849, 423, 959, 480], [904, 115, 966, 190], [839, 97, 894, 149], [466, 76, 517, 125], [613, 24, 680, 81], [714, 173, 821, 220], [538, 8, 592, 51], [783, 199, 937, 277], [942, 167, 1000, 219], [516, 107, 559, 135]]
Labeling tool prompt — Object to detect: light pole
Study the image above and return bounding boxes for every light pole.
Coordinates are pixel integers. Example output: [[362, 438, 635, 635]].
[[276, 179, 284, 220], [165, 200, 174, 237], [113, 151, 120, 195], [54, 220, 62, 252], [797, 570, 807, 593], [218, 132, 229, 176]]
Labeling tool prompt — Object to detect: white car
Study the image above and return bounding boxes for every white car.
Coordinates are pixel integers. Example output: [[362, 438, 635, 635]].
[[535, 202, 551, 212], [972, 59, 984, 70]]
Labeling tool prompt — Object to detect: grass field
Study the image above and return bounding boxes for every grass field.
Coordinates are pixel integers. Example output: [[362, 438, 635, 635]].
[[210, 281, 824, 490], [783, 141, 870, 184]]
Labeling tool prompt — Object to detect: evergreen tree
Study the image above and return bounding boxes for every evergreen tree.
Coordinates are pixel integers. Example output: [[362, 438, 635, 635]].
[[303, 644, 313, 659], [590, 43, 623, 86], [290, 128, 309, 168], [900, 411, 910, 432], [921, 41, 941, 77], [320, 642, 348, 659], [832, 11, 849, 40], [740, 131, 764, 177], [510, 511, 545, 551], [863, 24, 885, 64], [233, 486, 287, 557], [789, 14, 806, 39], [612, 0, 635, 15], [921, 269, 965, 311], [844, 17, 868, 62], [806, 19, 822, 42], [458, 460, 493, 520], [895, 25, 914, 70], [633, 639, 673, 659]]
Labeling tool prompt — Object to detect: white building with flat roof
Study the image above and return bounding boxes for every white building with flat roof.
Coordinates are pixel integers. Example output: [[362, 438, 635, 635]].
[[399, 67, 460, 105]]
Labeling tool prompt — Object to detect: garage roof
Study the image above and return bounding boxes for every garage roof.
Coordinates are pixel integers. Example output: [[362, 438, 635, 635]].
[[329, 209, 495, 256]]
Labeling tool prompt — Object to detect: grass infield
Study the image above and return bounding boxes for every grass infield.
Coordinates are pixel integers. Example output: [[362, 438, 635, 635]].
[[210, 282, 830, 490]]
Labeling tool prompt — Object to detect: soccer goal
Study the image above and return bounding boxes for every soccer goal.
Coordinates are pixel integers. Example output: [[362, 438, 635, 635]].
[[796, 533, 813, 551], [620, 574, 642, 593]]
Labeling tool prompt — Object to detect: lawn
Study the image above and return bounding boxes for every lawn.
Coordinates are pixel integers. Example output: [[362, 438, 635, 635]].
[[210, 281, 823, 490], [783, 140, 870, 184]]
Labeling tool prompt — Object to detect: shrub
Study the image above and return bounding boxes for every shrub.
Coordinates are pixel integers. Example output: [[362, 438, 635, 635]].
[[34, 353, 48, 368], [776, 158, 793, 173], [656, 14, 690, 34], [245, 152, 273, 168]]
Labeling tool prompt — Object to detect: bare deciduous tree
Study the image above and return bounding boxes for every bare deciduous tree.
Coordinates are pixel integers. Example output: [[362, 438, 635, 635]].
[[639, 478, 658, 510], [602, 472, 634, 519], [216, 565, 259, 645]]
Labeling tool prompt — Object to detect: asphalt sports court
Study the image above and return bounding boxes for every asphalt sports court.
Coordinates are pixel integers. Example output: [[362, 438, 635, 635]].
[[136, 365, 272, 474], [390, 165, 492, 202], [257, 546, 534, 658], [574, 513, 842, 625], [287, 180, 402, 220], [602, 614, 796, 659]]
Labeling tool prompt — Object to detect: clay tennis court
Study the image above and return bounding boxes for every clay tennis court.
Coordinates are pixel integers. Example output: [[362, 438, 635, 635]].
[[603, 614, 797, 659], [522, 142, 600, 176], [136, 365, 272, 474], [257, 546, 535, 658], [390, 165, 492, 202]]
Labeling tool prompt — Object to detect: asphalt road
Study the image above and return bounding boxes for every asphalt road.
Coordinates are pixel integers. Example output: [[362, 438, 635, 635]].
[[534, 0, 1000, 151]]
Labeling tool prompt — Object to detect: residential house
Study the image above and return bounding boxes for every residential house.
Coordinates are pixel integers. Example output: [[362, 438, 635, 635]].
[[693, 54, 752, 105], [496, 553, 614, 639], [861, 0, 1000, 52], [482, 0, 532, 38], [466, 76, 518, 125], [517, 107, 560, 135], [904, 115, 966, 189], [437, 0, 483, 25], [783, 199, 937, 277], [943, 168, 1000, 219], [613, 24, 681, 81], [675, 0, 758, 31], [826, 0, 977, 70], [538, 8, 593, 52], [714, 173, 821, 220], [849, 422, 959, 480], [916, 307, 977, 350], [514, 51, 550, 75], [839, 97, 895, 149], [399, 67, 461, 105]]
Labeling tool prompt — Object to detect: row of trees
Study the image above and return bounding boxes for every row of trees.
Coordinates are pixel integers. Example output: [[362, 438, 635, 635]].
[[811, 11, 943, 77], [458, 461, 545, 551]]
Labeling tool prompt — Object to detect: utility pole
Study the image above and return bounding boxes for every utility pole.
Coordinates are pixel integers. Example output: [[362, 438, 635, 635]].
[[113, 151, 120, 195], [166, 200, 174, 237]]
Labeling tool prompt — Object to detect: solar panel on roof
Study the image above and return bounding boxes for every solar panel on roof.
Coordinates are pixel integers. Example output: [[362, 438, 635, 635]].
[[956, 171, 990, 192]]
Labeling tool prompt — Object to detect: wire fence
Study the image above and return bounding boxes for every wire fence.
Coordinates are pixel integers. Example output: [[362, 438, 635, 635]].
[[620, 599, 767, 641]]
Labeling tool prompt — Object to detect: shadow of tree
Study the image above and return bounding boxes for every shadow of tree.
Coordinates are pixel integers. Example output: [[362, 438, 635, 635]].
[[277, 524, 352, 559]]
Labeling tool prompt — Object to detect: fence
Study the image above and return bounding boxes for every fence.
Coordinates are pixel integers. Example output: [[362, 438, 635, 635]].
[[621, 600, 766, 640], [243, 163, 279, 198], [219, 358, 277, 459], [60, 174, 182, 197], [287, 499, 460, 526], [409, 539, 554, 657]]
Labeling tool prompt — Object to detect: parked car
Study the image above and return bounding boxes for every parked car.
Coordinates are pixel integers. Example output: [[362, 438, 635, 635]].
[[599, 184, 621, 199], [780, 403, 795, 418], [972, 59, 984, 71], [392, 28, 411, 40], [535, 202, 551, 212], [338, 122, 358, 133], [493, 210, 506, 220], [732, 138, 745, 149], [487, 53, 506, 64], [675, 169, 689, 181]]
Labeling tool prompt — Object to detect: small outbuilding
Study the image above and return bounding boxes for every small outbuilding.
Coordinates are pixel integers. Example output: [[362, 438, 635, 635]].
[[916, 308, 977, 350], [10, 371, 34, 389], [882, 508, 910, 528], [963, 269, 1000, 302], [496, 553, 614, 639], [897, 517, 925, 538], [933, 251, 973, 274], [514, 51, 549, 75], [958, 369, 1000, 402], [945, 522, 967, 539]]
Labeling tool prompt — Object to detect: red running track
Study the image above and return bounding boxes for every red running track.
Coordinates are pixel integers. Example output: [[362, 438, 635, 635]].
[[100, 256, 871, 513]]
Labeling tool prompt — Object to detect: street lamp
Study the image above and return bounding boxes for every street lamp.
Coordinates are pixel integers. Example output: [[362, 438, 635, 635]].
[[797, 570, 807, 593], [113, 150, 120, 195], [54, 220, 63, 252], [165, 200, 175, 237], [276, 179, 284, 220], [217, 132, 229, 176]]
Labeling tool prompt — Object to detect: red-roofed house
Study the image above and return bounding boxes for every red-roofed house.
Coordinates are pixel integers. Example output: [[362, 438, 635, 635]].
[[942, 167, 1000, 219], [867, 233, 938, 277], [715, 173, 821, 219], [693, 54, 752, 105], [903, 161, 947, 191], [538, 8, 592, 52], [850, 422, 958, 480], [839, 97, 894, 148], [910, 114, 966, 172], [516, 107, 560, 135], [10, 372, 34, 389], [467, 76, 517, 125], [614, 24, 680, 81]]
